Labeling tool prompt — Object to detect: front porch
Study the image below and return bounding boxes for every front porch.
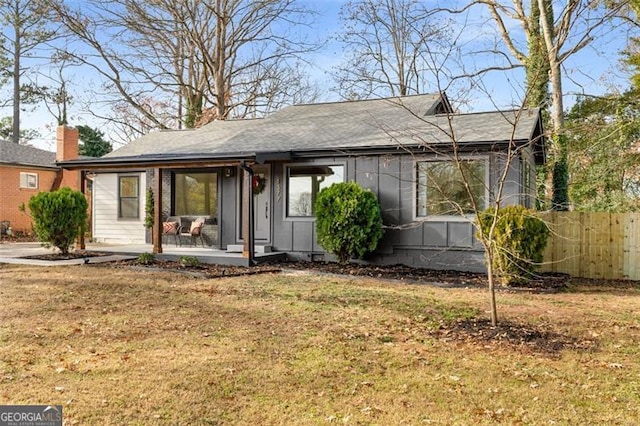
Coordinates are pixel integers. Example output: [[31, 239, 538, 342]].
[[0, 242, 286, 267], [92, 243, 287, 267]]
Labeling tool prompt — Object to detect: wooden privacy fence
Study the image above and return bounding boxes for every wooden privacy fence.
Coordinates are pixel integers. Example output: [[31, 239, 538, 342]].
[[540, 212, 640, 280]]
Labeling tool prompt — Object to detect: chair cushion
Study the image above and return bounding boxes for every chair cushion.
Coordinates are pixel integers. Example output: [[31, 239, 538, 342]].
[[163, 221, 178, 234], [190, 219, 204, 236]]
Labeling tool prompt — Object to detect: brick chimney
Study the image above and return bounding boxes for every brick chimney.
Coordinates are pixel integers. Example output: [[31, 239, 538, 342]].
[[56, 125, 79, 162], [54, 125, 80, 192]]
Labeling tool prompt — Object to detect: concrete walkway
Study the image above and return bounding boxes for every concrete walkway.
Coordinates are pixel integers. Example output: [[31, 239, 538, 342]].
[[0, 242, 136, 266], [0, 242, 285, 267]]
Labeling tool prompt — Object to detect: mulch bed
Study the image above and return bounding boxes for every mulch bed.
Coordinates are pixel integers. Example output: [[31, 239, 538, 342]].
[[21, 251, 111, 261], [429, 317, 598, 356], [113, 259, 283, 278]]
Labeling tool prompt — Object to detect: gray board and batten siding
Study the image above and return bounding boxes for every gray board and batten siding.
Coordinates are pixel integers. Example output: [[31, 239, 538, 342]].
[[266, 151, 524, 273]]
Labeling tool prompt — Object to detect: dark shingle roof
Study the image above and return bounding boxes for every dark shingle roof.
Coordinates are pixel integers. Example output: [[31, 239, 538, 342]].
[[68, 93, 543, 166], [0, 139, 57, 168]]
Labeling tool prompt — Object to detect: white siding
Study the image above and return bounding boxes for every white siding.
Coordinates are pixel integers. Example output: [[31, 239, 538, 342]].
[[92, 172, 147, 243]]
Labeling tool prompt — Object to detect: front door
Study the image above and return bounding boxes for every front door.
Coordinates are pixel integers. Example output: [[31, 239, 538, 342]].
[[252, 166, 270, 241]]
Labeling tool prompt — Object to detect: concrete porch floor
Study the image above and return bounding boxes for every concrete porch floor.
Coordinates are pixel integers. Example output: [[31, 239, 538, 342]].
[[0, 242, 286, 267]]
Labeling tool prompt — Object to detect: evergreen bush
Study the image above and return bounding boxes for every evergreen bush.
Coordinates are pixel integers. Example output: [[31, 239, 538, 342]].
[[144, 187, 155, 230], [314, 181, 383, 263], [477, 205, 550, 286], [28, 187, 88, 255]]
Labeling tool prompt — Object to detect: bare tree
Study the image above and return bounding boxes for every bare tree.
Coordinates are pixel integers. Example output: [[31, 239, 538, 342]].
[[459, 0, 631, 209], [390, 93, 542, 326], [33, 51, 75, 125], [47, 0, 320, 140], [46, 0, 182, 132], [0, 0, 58, 143], [188, 0, 320, 120], [332, 0, 452, 99]]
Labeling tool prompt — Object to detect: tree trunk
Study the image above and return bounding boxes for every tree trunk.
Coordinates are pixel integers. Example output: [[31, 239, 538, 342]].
[[12, 17, 20, 144], [538, 0, 569, 210], [215, 0, 228, 120], [486, 247, 498, 326]]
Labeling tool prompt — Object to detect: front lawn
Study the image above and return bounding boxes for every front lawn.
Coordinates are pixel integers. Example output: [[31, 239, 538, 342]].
[[0, 265, 638, 424]]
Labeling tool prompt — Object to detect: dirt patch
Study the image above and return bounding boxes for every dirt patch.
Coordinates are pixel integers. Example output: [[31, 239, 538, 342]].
[[430, 317, 598, 357]]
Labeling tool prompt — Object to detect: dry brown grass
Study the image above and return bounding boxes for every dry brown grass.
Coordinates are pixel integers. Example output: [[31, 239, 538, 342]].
[[1, 264, 639, 425]]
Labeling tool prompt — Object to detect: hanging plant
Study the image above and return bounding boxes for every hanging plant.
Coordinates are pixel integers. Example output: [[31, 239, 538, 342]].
[[252, 174, 266, 195]]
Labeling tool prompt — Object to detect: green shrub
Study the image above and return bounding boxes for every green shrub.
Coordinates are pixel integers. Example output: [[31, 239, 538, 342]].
[[314, 181, 383, 264], [179, 255, 200, 268], [144, 187, 155, 230], [476, 205, 550, 286], [136, 252, 156, 265], [28, 187, 88, 255]]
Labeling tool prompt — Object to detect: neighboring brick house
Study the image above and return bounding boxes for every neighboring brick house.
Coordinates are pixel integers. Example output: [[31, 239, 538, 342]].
[[0, 126, 80, 234]]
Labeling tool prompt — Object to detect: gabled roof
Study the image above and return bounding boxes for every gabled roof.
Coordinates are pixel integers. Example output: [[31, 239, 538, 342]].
[[0, 139, 57, 169], [60, 93, 545, 169]]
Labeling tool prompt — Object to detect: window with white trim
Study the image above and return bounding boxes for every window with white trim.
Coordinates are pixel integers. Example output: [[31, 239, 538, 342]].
[[19, 172, 38, 189], [286, 164, 344, 217], [416, 159, 487, 217], [118, 175, 140, 219]]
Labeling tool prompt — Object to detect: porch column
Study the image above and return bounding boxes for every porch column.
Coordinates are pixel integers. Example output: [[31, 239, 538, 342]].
[[78, 170, 86, 250], [241, 164, 255, 265], [153, 168, 163, 254]]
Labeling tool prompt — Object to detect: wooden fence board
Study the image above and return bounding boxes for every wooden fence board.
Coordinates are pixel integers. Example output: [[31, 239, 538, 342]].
[[624, 215, 640, 280], [541, 212, 640, 280], [611, 214, 625, 280]]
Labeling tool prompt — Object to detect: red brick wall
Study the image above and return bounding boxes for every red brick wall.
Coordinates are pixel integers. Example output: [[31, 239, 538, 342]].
[[0, 166, 59, 233]]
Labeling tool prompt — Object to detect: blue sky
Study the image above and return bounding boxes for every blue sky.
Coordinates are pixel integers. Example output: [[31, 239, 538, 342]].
[[4, 0, 635, 151]]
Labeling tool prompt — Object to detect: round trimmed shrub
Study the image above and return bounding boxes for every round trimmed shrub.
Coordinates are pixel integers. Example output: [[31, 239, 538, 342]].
[[477, 205, 550, 286], [314, 181, 383, 263], [28, 187, 88, 255]]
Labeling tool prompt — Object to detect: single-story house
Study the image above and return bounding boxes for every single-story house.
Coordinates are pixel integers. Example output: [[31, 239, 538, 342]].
[[59, 93, 544, 272], [0, 127, 80, 234]]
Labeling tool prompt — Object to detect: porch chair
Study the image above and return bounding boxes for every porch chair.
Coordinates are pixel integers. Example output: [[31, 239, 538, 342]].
[[180, 217, 206, 247], [162, 218, 181, 246]]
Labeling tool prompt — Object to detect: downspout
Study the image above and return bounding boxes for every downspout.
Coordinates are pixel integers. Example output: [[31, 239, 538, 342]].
[[240, 162, 255, 266]]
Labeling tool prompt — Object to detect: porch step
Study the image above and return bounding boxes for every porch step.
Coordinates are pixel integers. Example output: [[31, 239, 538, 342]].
[[226, 244, 272, 254]]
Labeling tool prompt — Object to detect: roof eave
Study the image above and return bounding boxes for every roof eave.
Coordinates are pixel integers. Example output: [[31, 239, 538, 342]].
[[57, 152, 259, 170], [0, 161, 59, 170]]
